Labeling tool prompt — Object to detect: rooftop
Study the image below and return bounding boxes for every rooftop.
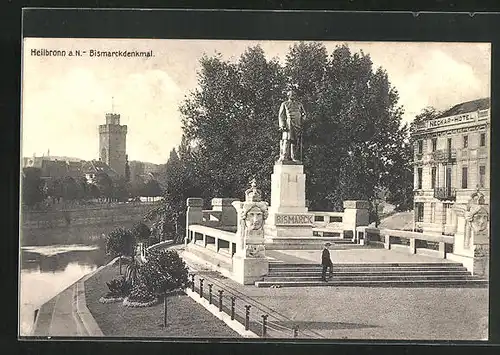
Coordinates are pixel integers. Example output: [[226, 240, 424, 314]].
[[436, 97, 490, 118]]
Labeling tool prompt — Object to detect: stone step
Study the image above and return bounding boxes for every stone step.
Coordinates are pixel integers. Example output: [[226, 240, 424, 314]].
[[262, 275, 475, 282], [267, 270, 471, 277], [265, 243, 362, 250], [254, 279, 489, 288], [268, 266, 468, 273], [269, 262, 463, 268]]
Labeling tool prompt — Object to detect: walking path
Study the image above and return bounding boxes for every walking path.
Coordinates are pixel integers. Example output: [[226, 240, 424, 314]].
[[180, 247, 488, 340]]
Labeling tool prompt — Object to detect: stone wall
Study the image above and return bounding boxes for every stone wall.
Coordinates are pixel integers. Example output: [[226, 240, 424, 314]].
[[21, 203, 153, 229]]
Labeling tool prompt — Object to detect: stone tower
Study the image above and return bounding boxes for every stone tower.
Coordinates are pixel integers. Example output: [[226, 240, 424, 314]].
[[99, 112, 127, 177]]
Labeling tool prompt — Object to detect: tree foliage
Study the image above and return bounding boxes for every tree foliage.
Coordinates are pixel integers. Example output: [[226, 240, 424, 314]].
[[175, 42, 411, 213], [138, 249, 189, 295], [22, 167, 45, 207]]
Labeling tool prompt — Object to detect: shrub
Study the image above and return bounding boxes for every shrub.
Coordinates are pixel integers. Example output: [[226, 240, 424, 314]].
[[125, 257, 141, 286], [105, 276, 131, 298], [132, 222, 151, 243], [139, 249, 189, 296], [123, 282, 158, 307]]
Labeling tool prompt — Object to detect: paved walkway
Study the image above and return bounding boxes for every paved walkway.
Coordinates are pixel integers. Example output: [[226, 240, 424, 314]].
[[32, 283, 83, 336], [181, 247, 488, 340], [268, 248, 456, 264]]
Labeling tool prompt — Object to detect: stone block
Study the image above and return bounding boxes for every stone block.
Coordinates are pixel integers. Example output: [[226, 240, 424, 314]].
[[231, 255, 269, 285], [343, 200, 370, 210], [187, 198, 203, 207], [270, 163, 307, 213], [409, 238, 416, 254]]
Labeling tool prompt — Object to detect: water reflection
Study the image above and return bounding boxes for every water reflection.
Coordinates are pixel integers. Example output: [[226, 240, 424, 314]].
[[19, 221, 138, 336]]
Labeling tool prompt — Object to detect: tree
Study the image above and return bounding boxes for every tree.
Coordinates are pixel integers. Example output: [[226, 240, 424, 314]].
[[178, 43, 409, 214], [112, 177, 129, 202], [22, 167, 45, 207], [105, 227, 136, 275], [95, 172, 113, 202], [143, 178, 163, 201], [44, 177, 63, 204], [131, 222, 151, 245], [61, 176, 79, 202]]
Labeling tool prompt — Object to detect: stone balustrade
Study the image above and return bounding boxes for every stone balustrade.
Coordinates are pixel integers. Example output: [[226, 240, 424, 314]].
[[309, 211, 344, 237], [187, 224, 237, 257], [358, 227, 454, 259]]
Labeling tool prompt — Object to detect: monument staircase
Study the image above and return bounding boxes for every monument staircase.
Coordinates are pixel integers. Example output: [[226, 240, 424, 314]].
[[265, 235, 360, 250], [254, 262, 489, 288]]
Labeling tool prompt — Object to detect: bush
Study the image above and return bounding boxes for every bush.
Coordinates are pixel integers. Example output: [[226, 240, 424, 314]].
[[139, 249, 189, 296], [123, 282, 158, 307], [125, 257, 141, 286], [132, 222, 151, 243], [99, 276, 132, 303]]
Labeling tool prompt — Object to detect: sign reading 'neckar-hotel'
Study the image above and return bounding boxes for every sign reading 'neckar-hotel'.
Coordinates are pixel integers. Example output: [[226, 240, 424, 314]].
[[275, 214, 314, 226], [428, 113, 476, 128]]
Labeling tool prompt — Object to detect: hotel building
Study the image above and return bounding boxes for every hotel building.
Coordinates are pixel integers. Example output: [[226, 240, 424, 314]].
[[411, 98, 490, 235]]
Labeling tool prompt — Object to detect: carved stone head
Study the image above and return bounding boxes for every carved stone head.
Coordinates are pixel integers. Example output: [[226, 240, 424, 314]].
[[242, 203, 268, 231], [471, 209, 489, 233]]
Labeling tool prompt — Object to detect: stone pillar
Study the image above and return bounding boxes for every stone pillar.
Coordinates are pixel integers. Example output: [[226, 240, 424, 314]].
[[342, 200, 370, 241], [231, 179, 269, 285], [211, 198, 238, 226], [450, 189, 489, 278], [265, 163, 314, 239], [185, 198, 203, 245]]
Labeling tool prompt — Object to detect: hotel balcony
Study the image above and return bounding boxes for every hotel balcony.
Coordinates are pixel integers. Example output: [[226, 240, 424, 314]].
[[430, 149, 456, 163], [433, 187, 456, 201]]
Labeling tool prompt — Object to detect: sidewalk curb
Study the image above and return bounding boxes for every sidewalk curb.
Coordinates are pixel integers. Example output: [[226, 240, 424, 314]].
[[185, 288, 259, 339], [73, 256, 121, 336]]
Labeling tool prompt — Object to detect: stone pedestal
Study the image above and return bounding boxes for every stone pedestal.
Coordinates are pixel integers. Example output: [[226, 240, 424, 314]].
[[448, 191, 489, 278], [211, 198, 238, 226], [265, 163, 314, 239], [343, 200, 370, 240], [232, 255, 269, 285], [185, 198, 203, 244]]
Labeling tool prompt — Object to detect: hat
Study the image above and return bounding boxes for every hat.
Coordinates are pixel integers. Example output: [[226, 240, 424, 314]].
[[324, 242, 331, 247]]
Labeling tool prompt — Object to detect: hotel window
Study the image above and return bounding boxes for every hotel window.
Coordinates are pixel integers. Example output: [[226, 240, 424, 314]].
[[416, 203, 424, 222], [462, 166, 468, 189], [431, 167, 437, 189], [463, 135, 468, 148], [417, 168, 423, 189], [430, 202, 436, 223], [480, 133, 486, 147], [479, 165, 486, 188], [417, 140, 423, 154], [431, 138, 437, 152]]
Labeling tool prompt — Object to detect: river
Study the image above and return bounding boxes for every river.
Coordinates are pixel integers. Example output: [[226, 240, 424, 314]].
[[19, 221, 137, 336]]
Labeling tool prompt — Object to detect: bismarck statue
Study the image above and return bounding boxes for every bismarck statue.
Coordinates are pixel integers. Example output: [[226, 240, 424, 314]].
[[277, 90, 306, 164]]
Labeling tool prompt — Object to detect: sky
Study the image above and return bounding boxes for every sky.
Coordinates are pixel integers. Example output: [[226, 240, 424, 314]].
[[22, 38, 490, 165]]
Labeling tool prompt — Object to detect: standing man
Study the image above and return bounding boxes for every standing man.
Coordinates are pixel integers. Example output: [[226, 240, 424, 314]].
[[278, 89, 306, 163], [321, 243, 333, 282]]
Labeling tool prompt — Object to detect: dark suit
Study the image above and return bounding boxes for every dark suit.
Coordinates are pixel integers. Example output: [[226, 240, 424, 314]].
[[321, 248, 333, 281]]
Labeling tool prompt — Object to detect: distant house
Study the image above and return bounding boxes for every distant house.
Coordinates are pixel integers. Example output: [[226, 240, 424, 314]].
[[81, 160, 119, 184], [23, 156, 83, 180]]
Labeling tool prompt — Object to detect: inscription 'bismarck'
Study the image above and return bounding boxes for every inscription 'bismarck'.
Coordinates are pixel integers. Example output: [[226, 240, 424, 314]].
[[275, 214, 313, 225]]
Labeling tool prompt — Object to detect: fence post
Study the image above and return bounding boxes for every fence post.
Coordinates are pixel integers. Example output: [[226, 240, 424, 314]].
[[218, 290, 224, 312], [261, 314, 268, 337], [231, 297, 236, 320], [199, 278, 204, 298], [208, 284, 213, 305], [244, 305, 251, 330], [190, 274, 195, 292]]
